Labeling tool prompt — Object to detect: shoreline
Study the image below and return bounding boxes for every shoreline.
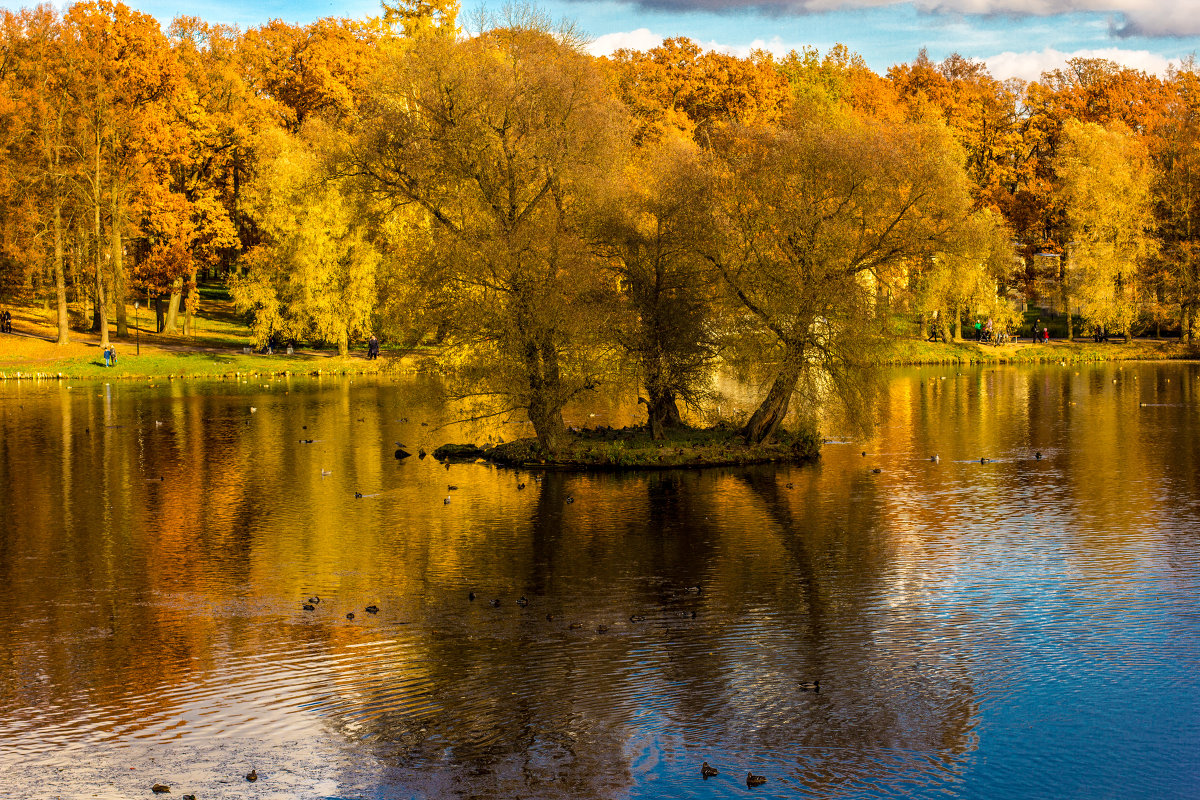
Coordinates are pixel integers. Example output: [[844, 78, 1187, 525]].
[[3, 299, 1200, 382]]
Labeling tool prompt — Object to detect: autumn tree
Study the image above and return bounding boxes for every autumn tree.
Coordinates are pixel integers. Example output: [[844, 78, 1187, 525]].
[[1055, 119, 1155, 338], [1148, 64, 1200, 339], [594, 135, 720, 438], [0, 6, 77, 341], [912, 208, 1017, 341], [889, 51, 1023, 216], [240, 17, 379, 134], [63, 0, 180, 346], [230, 124, 379, 355], [776, 44, 904, 124], [604, 37, 789, 144], [353, 15, 628, 451], [702, 111, 973, 444]]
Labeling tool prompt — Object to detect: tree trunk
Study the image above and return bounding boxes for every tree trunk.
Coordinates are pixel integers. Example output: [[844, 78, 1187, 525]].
[[155, 295, 165, 333], [742, 358, 801, 445], [183, 269, 197, 336], [919, 312, 929, 341], [524, 334, 567, 453], [93, 142, 108, 348], [53, 199, 69, 345], [111, 185, 127, 338], [953, 305, 962, 341], [338, 330, 348, 357], [642, 357, 685, 440], [165, 278, 183, 333]]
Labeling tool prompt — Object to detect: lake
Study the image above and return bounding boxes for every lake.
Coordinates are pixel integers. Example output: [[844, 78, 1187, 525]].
[[0, 363, 1198, 799]]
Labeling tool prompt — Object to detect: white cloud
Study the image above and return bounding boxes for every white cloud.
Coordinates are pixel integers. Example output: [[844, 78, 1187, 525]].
[[588, 28, 665, 56], [610, 0, 1200, 38], [984, 46, 1178, 81]]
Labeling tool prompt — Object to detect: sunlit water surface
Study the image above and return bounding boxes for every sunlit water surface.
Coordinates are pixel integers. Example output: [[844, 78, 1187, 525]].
[[1, 364, 1198, 799]]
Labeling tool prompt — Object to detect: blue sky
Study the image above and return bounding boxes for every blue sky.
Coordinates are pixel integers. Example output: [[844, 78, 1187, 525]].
[[13, 0, 1200, 81]]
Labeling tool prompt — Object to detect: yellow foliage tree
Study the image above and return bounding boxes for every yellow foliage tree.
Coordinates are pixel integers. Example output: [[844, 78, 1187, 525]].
[[1056, 120, 1156, 338]]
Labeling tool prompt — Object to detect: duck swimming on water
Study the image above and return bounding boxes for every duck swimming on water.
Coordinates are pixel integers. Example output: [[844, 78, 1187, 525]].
[[701, 762, 719, 778], [747, 772, 767, 787]]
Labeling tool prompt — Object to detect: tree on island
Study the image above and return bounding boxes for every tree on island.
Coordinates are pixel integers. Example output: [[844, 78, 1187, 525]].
[[352, 11, 628, 452]]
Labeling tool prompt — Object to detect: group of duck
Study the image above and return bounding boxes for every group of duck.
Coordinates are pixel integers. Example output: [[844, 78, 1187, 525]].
[[700, 761, 770, 788], [301, 595, 378, 620], [150, 769, 256, 795]]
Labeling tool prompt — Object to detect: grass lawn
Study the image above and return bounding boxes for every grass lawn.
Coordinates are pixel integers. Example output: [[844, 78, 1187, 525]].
[[0, 285, 431, 380]]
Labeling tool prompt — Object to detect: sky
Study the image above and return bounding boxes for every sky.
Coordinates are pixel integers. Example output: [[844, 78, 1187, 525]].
[[13, 0, 1200, 82]]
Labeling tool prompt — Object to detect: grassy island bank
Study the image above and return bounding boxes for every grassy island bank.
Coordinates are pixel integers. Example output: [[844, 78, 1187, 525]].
[[433, 425, 821, 470]]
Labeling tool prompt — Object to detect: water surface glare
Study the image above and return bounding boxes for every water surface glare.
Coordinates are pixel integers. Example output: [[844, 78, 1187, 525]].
[[1, 363, 1198, 799]]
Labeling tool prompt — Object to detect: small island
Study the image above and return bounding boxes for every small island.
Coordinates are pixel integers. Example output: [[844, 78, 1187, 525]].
[[433, 424, 821, 470]]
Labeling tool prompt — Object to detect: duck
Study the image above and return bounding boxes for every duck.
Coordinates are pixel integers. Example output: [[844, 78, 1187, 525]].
[[596, 625, 609, 633], [321, 469, 332, 476], [568, 622, 584, 630], [980, 457, 990, 464], [931, 454, 940, 463], [746, 772, 767, 787], [785, 482, 794, 489], [346, 612, 355, 620], [799, 679, 820, 691], [250, 407, 257, 414], [872, 468, 882, 474], [565, 496, 575, 504], [302, 603, 315, 611], [365, 605, 379, 614], [517, 483, 526, 490], [355, 492, 363, 499], [469, 591, 477, 601], [490, 598, 501, 607], [447, 484, 458, 490], [307, 596, 320, 605], [546, 613, 555, 621], [701, 762, 719, 778], [245, 769, 258, 782], [629, 614, 645, 623], [151, 784, 171, 794], [1035, 451, 1043, 460], [443, 497, 451, 504], [517, 596, 529, 607]]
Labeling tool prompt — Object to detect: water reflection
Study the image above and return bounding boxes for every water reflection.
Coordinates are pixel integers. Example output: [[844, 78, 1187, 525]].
[[0, 364, 1198, 798]]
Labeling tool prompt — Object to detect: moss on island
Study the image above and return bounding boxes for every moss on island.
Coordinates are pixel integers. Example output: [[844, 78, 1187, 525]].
[[433, 424, 821, 470]]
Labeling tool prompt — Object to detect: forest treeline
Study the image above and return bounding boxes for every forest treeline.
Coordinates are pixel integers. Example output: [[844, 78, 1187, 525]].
[[3, 0, 1200, 448]]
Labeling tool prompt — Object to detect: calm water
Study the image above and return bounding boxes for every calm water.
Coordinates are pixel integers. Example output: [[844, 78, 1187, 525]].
[[1, 364, 1198, 799]]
